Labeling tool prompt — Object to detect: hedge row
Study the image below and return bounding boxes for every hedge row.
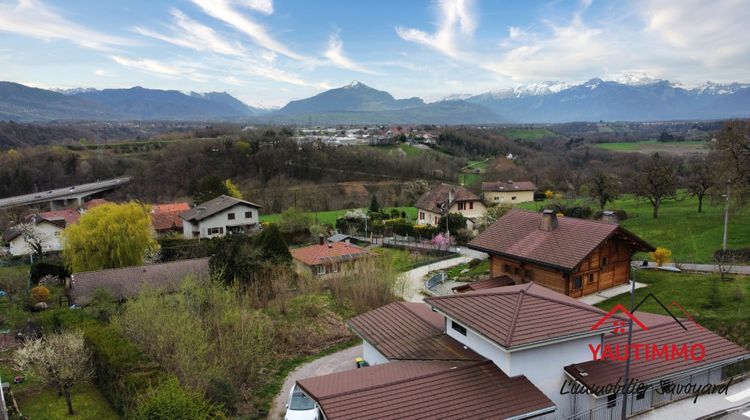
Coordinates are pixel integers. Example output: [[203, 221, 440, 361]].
[[41, 310, 220, 419]]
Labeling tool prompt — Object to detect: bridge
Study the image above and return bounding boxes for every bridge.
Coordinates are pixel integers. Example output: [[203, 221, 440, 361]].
[[0, 177, 132, 211]]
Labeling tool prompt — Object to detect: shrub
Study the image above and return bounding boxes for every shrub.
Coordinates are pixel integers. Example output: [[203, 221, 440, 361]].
[[650, 247, 672, 267], [134, 377, 220, 420], [206, 377, 239, 414], [714, 248, 750, 263], [30, 285, 50, 303], [544, 190, 554, 199]]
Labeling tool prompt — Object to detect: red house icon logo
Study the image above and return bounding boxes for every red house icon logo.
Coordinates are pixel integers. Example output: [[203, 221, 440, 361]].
[[591, 304, 649, 332]]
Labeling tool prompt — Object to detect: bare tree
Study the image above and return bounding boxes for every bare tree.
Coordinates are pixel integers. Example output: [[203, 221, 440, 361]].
[[587, 170, 620, 210], [685, 155, 716, 213], [0, 269, 26, 304], [714, 120, 750, 208], [15, 220, 48, 259], [14, 330, 93, 415], [634, 153, 678, 218]]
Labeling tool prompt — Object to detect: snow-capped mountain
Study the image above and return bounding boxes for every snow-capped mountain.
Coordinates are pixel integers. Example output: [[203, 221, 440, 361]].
[[695, 81, 750, 95], [475, 81, 571, 100]]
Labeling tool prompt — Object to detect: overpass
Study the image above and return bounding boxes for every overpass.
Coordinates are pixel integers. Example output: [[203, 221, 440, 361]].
[[0, 177, 132, 211]]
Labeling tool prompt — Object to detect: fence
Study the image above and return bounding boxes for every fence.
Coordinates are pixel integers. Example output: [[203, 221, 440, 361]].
[[565, 363, 745, 420], [425, 272, 447, 291]]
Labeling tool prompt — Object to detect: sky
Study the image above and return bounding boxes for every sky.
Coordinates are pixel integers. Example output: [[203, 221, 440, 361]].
[[0, 0, 749, 107]]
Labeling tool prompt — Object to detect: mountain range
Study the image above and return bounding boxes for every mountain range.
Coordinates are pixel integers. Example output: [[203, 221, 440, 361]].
[[1, 77, 748, 123]]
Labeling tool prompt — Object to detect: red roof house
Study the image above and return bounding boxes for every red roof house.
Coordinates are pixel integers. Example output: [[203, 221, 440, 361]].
[[290, 237, 370, 277]]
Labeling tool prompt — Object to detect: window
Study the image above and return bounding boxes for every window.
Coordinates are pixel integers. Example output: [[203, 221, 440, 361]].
[[512, 196, 517, 201], [494, 196, 499, 201], [588, 274, 595, 284], [207, 227, 224, 235], [245, 211, 252, 218], [636, 389, 646, 400], [607, 394, 617, 408], [458, 202, 465, 210], [573, 276, 583, 289], [602, 257, 608, 266], [504, 264, 511, 273], [419, 211, 425, 220], [332, 263, 340, 273], [316, 265, 326, 276], [525, 270, 533, 280], [469, 202, 474, 210], [514, 267, 520, 276], [451, 321, 467, 336], [227, 212, 235, 220]]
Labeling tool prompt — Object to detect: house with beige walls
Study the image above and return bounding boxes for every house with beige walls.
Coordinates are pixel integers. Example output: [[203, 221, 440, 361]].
[[482, 180, 535, 204], [415, 184, 486, 230]]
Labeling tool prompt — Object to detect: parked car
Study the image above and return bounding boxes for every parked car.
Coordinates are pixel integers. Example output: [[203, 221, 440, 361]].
[[285, 384, 318, 420]]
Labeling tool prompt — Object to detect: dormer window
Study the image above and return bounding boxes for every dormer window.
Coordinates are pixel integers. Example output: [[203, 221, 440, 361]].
[[451, 321, 467, 336]]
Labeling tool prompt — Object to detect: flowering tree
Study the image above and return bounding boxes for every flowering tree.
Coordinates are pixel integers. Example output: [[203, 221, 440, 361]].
[[432, 233, 449, 249]]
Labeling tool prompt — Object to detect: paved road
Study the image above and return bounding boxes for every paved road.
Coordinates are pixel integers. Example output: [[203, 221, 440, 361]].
[[268, 344, 362, 420], [663, 263, 750, 275]]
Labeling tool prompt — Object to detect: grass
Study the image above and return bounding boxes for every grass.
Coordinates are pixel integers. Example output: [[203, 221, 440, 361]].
[[372, 247, 446, 272], [445, 259, 490, 280], [595, 270, 750, 347], [519, 194, 750, 263], [260, 207, 418, 225], [594, 140, 708, 153], [500, 128, 557, 141], [399, 144, 424, 156], [13, 382, 120, 420]]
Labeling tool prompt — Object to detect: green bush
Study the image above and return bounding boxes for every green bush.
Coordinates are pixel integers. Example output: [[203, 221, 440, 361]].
[[134, 378, 220, 420]]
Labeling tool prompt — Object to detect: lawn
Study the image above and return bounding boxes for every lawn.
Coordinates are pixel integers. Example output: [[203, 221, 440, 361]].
[[445, 259, 490, 280], [373, 247, 447, 273], [499, 128, 558, 141], [594, 140, 708, 154], [13, 382, 120, 420], [261, 207, 418, 225], [595, 270, 750, 347], [519, 194, 750, 263]]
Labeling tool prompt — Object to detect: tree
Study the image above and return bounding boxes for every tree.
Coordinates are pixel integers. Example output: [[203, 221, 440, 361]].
[[369, 195, 381, 213], [15, 221, 48, 259], [14, 330, 93, 415], [62, 202, 158, 272], [649, 247, 672, 267], [254, 224, 291, 263], [633, 153, 678, 218], [223, 179, 243, 199], [278, 207, 311, 234], [0, 268, 27, 304], [477, 203, 513, 231], [192, 175, 229, 204], [587, 171, 620, 210], [685, 155, 715, 212], [437, 212, 467, 235], [714, 120, 750, 207]]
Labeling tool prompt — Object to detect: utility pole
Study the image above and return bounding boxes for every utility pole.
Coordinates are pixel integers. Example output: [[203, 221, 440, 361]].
[[722, 181, 731, 251], [620, 265, 636, 420], [445, 190, 452, 249]]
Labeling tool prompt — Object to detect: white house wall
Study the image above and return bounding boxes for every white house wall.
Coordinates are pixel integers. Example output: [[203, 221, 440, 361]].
[[444, 316, 511, 373], [7, 222, 64, 256], [362, 340, 389, 365], [183, 204, 260, 239]]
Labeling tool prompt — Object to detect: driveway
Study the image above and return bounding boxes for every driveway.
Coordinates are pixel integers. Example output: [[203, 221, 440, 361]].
[[268, 344, 362, 419]]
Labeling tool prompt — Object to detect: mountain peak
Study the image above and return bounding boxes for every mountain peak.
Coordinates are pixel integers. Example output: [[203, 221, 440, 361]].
[[343, 81, 368, 89]]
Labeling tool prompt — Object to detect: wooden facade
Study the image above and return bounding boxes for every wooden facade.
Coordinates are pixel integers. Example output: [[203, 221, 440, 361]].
[[489, 237, 635, 297]]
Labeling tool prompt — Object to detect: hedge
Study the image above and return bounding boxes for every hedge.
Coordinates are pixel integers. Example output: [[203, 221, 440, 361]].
[[30, 261, 70, 284], [43, 310, 218, 417]]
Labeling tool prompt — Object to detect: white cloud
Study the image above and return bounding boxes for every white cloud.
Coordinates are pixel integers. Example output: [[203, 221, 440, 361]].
[[192, 0, 305, 60], [396, 0, 476, 58], [0, 0, 131, 51], [109, 55, 184, 77], [133, 9, 246, 57], [324, 32, 377, 75]]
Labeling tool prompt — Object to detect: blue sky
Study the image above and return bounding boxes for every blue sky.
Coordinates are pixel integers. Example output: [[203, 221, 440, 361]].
[[1, 0, 749, 107]]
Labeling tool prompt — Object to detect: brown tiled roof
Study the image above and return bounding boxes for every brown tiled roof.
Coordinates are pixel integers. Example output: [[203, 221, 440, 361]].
[[70, 258, 210, 304], [180, 195, 261, 222], [415, 184, 481, 213], [469, 209, 654, 272], [37, 209, 81, 225], [291, 242, 370, 267], [3, 212, 75, 241], [82, 198, 109, 209], [565, 313, 750, 393], [297, 360, 556, 420], [151, 202, 190, 232], [452, 275, 515, 293], [427, 283, 620, 349], [482, 180, 536, 192], [348, 301, 481, 361]]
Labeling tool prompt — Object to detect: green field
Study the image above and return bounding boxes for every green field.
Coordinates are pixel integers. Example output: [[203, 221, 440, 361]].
[[519, 195, 750, 263], [459, 159, 489, 186], [14, 382, 120, 420], [500, 128, 558, 141], [596, 270, 750, 347], [594, 140, 708, 154], [260, 207, 418, 225]]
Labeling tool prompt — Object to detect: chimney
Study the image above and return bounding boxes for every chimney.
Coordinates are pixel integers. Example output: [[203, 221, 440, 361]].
[[319, 235, 325, 245], [539, 209, 558, 232], [601, 210, 618, 224]]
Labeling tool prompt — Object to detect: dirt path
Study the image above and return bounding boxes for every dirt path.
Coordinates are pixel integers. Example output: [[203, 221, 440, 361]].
[[268, 344, 362, 419]]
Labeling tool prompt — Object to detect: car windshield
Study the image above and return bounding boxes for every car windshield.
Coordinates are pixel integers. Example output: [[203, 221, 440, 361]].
[[290, 388, 315, 410]]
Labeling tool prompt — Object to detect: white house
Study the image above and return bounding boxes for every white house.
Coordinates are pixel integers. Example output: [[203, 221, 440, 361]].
[[295, 282, 749, 420], [179, 195, 262, 239], [2, 210, 80, 256], [415, 184, 486, 229]]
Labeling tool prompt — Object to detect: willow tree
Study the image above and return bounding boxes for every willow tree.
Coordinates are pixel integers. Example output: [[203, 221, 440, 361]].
[[62, 202, 157, 272]]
